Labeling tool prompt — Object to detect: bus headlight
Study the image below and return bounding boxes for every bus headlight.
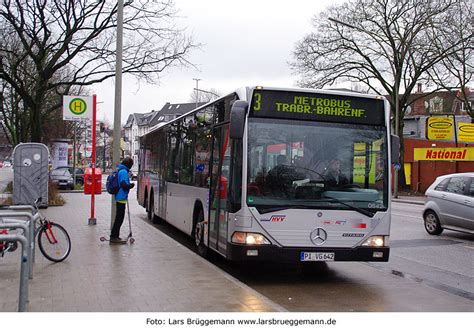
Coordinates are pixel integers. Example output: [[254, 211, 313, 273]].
[[361, 236, 389, 247], [231, 232, 271, 245]]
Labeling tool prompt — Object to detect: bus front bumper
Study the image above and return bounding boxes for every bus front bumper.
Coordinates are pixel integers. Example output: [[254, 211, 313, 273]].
[[227, 244, 389, 262]]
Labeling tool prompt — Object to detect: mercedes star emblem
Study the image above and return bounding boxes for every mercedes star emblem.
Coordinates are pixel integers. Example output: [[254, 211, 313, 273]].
[[310, 227, 327, 245]]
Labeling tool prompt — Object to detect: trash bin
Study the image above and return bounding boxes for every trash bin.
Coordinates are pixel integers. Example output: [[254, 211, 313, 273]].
[[84, 168, 102, 195]]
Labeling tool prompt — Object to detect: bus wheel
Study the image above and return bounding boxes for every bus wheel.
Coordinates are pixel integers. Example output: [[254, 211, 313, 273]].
[[194, 209, 208, 257], [148, 193, 161, 224], [147, 194, 152, 220]]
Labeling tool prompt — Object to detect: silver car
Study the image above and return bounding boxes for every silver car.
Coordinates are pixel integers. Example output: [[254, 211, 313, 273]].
[[423, 172, 474, 235], [50, 168, 75, 190]]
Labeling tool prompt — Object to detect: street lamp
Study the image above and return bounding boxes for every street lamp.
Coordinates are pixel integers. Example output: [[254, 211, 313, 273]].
[[111, 0, 124, 228], [329, 16, 400, 197], [192, 78, 201, 109]]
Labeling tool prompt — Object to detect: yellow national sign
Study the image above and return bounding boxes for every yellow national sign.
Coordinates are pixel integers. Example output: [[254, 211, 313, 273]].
[[426, 117, 453, 141], [458, 122, 474, 143], [414, 147, 474, 161]]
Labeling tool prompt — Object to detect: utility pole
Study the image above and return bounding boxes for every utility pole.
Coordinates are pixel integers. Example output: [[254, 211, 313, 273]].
[[111, 0, 124, 229], [193, 78, 201, 109]]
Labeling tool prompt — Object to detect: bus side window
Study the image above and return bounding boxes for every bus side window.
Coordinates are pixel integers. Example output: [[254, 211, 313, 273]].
[[166, 123, 179, 183], [193, 129, 211, 188], [179, 117, 195, 185]]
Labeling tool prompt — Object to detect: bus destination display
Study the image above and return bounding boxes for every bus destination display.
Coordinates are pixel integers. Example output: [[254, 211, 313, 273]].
[[250, 89, 385, 125]]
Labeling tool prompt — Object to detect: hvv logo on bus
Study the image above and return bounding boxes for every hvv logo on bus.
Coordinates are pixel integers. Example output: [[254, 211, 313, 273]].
[[261, 215, 286, 222]]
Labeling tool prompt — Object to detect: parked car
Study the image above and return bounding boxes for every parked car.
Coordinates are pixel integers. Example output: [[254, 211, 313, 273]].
[[55, 166, 84, 185], [50, 168, 75, 190], [129, 171, 137, 181], [3, 161, 12, 167], [423, 172, 474, 235]]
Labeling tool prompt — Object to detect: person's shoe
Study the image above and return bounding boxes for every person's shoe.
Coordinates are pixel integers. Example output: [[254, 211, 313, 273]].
[[109, 237, 127, 244]]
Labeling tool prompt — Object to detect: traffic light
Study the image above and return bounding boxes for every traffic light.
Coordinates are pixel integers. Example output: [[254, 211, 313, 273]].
[[99, 122, 106, 133]]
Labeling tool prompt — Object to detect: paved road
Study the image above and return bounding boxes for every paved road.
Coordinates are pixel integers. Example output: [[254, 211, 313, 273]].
[[0, 168, 13, 200], [0, 167, 13, 191], [144, 199, 473, 312], [381, 201, 474, 299]]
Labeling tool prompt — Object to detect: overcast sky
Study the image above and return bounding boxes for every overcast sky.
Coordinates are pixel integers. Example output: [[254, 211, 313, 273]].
[[92, 0, 342, 124]]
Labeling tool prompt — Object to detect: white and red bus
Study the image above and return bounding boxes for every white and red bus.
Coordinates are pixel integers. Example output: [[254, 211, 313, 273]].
[[138, 87, 399, 263]]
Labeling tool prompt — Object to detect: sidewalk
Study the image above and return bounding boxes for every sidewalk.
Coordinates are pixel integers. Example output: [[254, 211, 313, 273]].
[[392, 195, 426, 205], [0, 193, 285, 312]]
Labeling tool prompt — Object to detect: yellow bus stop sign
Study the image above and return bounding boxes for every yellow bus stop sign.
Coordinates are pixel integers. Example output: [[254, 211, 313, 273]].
[[69, 98, 87, 115]]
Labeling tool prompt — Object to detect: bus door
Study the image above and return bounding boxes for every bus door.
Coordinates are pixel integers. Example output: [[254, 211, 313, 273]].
[[209, 124, 231, 255]]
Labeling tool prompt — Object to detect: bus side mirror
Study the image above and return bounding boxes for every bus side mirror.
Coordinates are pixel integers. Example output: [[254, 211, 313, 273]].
[[230, 100, 248, 139], [391, 134, 400, 163]]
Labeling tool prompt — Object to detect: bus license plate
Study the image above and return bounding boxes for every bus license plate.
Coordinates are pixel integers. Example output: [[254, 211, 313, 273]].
[[300, 252, 335, 262]]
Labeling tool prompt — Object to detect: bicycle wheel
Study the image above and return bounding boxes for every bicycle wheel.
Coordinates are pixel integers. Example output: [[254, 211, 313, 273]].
[[38, 222, 71, 262]]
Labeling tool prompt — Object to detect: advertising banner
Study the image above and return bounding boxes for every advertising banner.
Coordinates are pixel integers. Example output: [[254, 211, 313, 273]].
[[414, 147, 474, 161], [426, 117, 454, 141], [51, 141, 69, 169], [457, 122, 474, 143]]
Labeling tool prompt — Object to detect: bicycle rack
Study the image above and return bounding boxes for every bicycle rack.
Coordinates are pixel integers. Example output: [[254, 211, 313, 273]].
[[0, 231, 29, 312], [0, 211, 37, 279], [0, 205, 36, 214]]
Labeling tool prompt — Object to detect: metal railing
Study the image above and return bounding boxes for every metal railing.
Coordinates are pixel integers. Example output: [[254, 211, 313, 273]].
[[0, 208, 38, 276], [0, 225, 30, 312], [0, 205, 39, 312]]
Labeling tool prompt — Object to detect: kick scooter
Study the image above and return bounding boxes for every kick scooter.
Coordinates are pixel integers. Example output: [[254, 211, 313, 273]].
[[100, 200, 135, 244]]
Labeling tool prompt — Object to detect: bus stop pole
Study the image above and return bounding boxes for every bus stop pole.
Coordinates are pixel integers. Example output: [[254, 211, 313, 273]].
[[73, 121, 77, 185], [88, 94, 97, 225]]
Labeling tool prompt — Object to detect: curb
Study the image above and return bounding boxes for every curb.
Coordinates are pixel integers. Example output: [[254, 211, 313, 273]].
[[392, 198, 425, 206], [60, 189, 107, 193]]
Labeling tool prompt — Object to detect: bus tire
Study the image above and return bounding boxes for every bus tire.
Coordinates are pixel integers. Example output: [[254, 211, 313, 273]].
[[194, 208, 208, 257], [147, 192, 153, 220], [144, 189, 148, 212], [148, 192, 161, 224]]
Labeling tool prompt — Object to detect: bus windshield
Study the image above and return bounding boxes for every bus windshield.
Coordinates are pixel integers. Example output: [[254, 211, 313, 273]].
[[247, 118, 388, 214]]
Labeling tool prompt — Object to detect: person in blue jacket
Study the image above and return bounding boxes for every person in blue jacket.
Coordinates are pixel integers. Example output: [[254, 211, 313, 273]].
[[110, 157, 135, 244]]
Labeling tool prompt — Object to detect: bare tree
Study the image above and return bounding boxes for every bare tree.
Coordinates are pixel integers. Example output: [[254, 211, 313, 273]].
[[291, 0, 472, 187], [428, 0, 474, 119], [0, 0, 197, 143], [0, 40, 87, 145]]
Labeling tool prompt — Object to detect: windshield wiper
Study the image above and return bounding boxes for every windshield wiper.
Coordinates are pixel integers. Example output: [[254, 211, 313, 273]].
[[256, 206, 290, 214], [320, 197, 375, 218]]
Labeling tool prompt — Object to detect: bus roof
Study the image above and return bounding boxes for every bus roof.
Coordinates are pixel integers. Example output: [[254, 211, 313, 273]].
[[143, 86, 387, 137]]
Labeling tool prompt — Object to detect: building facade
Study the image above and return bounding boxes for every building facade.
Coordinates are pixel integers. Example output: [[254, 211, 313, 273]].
[[401, 87, 474, 192], [123, 102, 205, 169]]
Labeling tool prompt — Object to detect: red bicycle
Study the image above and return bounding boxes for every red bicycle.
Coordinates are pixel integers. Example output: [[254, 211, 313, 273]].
[[0, 197, 71, 262]]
